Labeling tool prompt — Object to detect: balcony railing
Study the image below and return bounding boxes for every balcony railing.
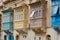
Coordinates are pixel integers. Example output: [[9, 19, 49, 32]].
[[30, 18, 46, 28]]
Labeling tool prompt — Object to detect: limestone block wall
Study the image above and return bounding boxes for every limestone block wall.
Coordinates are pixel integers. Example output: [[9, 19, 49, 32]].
[[58, 33, 60, 40], [46, 28, 58, 40]]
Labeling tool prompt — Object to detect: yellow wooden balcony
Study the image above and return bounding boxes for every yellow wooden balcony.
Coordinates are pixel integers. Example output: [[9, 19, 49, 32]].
[[26, 0, 47, 33], [14, 4, 29, 30], [29, 1, 47, 27]]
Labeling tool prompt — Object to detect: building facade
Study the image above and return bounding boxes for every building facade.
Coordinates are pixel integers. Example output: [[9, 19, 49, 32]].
[[2, 9, 14, 40], [0, 0, 60, 40]]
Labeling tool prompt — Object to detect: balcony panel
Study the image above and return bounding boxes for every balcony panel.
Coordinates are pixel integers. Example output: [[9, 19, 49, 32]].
[[30, 19, 46, 28], [52, 16, 60, 27], [14, 21, 24, 29], [2, 22, 13, 30]]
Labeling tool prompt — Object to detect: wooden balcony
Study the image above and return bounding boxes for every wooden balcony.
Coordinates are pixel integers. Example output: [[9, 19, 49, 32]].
[[14, 5, 29, 30]]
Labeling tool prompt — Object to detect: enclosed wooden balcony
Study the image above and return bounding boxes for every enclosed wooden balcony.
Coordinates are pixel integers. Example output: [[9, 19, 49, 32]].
[[14, 5, 29, 33], [29, 1, 47, 27], [27, 1, 47, 33], [2, 9, 14, 31]]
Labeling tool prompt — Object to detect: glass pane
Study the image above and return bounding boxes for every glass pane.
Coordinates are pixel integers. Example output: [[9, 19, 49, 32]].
[[52, 6, 58, 16], [3, 16, 11, 23], [3, 12, 13, 23], [59, 6, 60, 15], [15, 13, 25, 20]]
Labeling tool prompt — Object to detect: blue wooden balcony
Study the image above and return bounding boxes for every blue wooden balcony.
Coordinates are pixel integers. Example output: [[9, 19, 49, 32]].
[[51, 0, 60, 32], [2, 9, 14, 30]]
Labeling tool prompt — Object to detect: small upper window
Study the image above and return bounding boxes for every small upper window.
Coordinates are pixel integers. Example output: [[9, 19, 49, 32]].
[[23, 35, 27, 38], [47, 35, 51, 40]]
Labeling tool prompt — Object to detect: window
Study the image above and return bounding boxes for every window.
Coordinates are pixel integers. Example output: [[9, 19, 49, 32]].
[[30, 4, 42, 19], [3, 16, 11, 23], [4, 35, 7, 40], [15, 9, 25, 20], [30, 9, 41, 18], [34, 36, 41, 40], [15, 13, 25, 20], [16, 35, 19, 40], [51, 5, 60, 26], [52, 6, 58, 16], [59, 6, 60, 15], [23, 35, 27, 38], [8, 35, 14, 40], [47, 35, 51, 40], [3, 12, 13, 23], [20, 35, 27, 40]]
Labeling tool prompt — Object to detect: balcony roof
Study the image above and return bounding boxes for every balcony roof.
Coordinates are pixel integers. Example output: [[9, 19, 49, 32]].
[[3, 0, 15, 4]]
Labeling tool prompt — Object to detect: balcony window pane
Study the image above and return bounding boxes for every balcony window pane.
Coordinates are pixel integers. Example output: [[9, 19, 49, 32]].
[[3, 12, 13, 23], [52, 6, 58, 16], [15, 9, 25, 21], [30, 3, 42, 19], [15, 13, 25, 20], [3, 16, 11, 23]]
